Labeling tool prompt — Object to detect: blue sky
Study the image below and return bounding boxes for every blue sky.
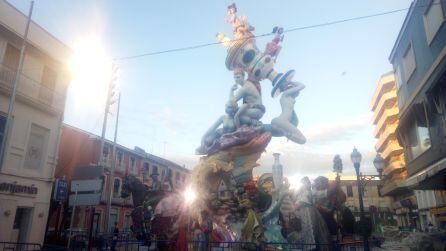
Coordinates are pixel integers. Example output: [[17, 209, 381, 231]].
[[9, 0, 411, 180]]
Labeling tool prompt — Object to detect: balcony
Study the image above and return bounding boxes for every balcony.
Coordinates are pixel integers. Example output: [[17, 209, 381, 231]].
[[370, 73, 395, 110], [0, 65, 65, 114], [382, 140, 403, 160], [373, 107, 399, 138], [375, 123, 398, 152], [372, 90, 397, 124]]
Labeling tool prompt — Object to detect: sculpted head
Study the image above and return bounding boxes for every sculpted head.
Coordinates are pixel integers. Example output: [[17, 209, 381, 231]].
[[234, 68, 245, 86]]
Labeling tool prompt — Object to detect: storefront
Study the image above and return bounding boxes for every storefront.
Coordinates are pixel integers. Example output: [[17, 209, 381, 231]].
[[0, 176, 52, 244], [430, 206, 446, 230]]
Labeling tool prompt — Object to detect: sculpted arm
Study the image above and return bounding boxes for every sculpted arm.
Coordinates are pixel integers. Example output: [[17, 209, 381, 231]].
[[282, 82, 305, 97], [201, 116, 224, 143], [232, 87, 248, 128]]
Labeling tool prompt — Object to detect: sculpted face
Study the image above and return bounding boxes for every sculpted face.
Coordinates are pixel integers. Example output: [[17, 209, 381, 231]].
[[234, 71, 245, 86]]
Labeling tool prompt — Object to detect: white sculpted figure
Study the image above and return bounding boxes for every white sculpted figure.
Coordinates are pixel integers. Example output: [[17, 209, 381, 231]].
[[196, 85, 238, 154], [230, 68, 265, 128], [271, 82, 306, 144]]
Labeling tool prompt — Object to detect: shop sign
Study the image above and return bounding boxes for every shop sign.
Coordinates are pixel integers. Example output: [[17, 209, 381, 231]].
[[430, 206, 446, 215], [0, 181, 38, 196], [53, 179, 68, 202]]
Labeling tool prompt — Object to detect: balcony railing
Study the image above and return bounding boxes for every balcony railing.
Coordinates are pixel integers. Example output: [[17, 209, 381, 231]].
[[373, 107, 399, 137], [375, 123, 398, 152], [372, 90, 397, 124], [0, 64, 65, 113]]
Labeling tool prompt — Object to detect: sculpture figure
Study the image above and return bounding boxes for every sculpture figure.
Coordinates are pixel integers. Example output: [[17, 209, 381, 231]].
[[230, 68, 265, 128], [265, 26, 284, 61], [225, 3, 255, 40], [271, 82, 306, 144], [295, 177, 316, 244], [294, 177, 331, 250], [196, 84, 238, 155]]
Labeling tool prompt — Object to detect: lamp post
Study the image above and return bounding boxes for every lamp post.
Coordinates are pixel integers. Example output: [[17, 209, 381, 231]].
[[332, 154, 343, 242], [350, 147, 370, 251], [373, 153, 385, 179]]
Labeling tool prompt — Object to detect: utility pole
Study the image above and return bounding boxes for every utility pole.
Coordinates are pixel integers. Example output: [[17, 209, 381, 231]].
[[99, 64, 118, 166], [0, 1, 34, 171], [105, 93, 120, 233], [67, 183, 79, 249]]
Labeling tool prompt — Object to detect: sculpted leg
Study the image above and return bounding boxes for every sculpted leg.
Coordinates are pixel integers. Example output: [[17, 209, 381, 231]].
[[271, 118, 306, 144]]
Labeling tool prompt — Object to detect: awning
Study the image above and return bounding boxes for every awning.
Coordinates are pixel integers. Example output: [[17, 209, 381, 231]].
[[405, 157, 446, 189]]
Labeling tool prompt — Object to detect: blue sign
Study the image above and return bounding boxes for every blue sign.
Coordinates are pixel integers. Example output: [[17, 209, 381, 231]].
[[54, 179, 68, 202]]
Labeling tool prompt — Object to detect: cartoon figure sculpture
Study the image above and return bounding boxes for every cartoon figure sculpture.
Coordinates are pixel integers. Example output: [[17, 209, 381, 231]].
[[265, 26, 284, 61], [271, 82, 307, 144], [295, 177, 316, 244], [187, 4, 335, 248], [196, 84, 238, 155], [225, 3, 255, 40], [230, 68, 265, 128]]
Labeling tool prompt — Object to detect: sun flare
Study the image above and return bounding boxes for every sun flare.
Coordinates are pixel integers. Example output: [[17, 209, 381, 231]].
[[69, 36, 111, 111]]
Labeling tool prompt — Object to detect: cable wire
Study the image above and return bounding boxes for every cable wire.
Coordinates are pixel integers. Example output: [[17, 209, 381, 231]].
[[112, 4, 426, 62]]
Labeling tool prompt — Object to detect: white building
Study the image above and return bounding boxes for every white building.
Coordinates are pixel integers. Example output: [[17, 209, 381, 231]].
[[0, 0, 71, 245], [414, 190, 446, 230]]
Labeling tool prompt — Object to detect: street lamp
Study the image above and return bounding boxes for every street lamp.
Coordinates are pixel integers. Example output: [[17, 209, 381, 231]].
[[350, 147, 370, 251], [373, 153, 385, 179], [333, 154, 343, 175], [332, 154, 343, 242]]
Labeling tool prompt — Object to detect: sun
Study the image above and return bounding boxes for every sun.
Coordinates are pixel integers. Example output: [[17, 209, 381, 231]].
[[68, 36, 112, 112]]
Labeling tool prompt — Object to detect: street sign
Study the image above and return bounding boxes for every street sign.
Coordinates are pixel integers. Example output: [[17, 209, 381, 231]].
[[53, 179, 68, 202], [71, 179, 103, 192], [69, 193, 101, 206]]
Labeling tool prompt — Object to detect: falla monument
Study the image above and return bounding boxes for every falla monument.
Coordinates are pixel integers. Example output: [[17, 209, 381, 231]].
[[122, 4, 352, 249]]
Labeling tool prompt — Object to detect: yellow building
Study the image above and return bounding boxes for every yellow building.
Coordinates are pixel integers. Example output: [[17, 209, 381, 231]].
[[328, 177, 396, 225], [370, 72, 416, 227]]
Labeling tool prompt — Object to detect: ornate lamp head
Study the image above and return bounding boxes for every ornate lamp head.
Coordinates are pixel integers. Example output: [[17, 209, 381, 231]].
[[333, 154, 343, 174], [350, 147, 362, 170], [373, 153, 385, 177]]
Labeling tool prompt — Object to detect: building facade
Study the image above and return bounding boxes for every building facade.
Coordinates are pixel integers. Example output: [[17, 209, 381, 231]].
[[337, 179, 396, 226], [370, 72, 417, 227], [0, 0, 71, 244], [47, 124, 190, 238], [389, 0, 446, 229]]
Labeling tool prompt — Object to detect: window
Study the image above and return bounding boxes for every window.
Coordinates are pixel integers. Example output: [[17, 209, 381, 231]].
[[406, 104, 431, 160], [424, 0, 445, 44], [102, 175, 107, 196], [103, 146, 109, 159], [152, 165, 158, 174], [2, 44, 20, 84], [113, 178, 121, 197], [39, 66, 57, 104], [130, 157, 136, 173], [24, 124, 50, 170], [347, 185, 353, 197], [402, 43, 416, 82], [143, 163, 150, 182], [124, 213, 132, 231], [395, 66, 403, 90], [117, 151, 123, 166], [143, 162, 149, 172], [3, 43, 20, 70], [0, 116, 6, 148]]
